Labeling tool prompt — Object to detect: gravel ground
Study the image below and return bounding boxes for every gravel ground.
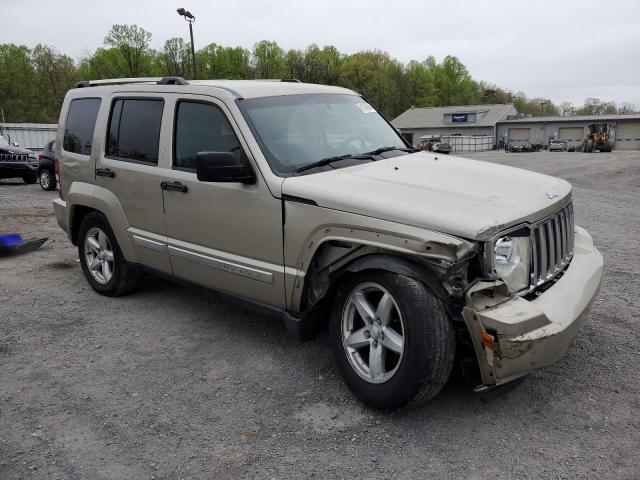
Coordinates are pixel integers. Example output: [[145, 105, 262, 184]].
[[1, 151, 639, 479]]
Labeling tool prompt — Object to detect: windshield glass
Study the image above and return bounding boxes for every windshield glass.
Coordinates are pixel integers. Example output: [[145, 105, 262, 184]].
[[238, 94, 407, 175], [0, 135, 10, 147]]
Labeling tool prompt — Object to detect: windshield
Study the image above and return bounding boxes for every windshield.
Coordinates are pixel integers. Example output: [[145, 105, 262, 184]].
[[0, 135, 10, 147], [238, 94, 407, 175]]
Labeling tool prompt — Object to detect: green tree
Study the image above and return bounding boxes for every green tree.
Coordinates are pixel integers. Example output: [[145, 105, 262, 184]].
[[403, 60, 438, 108], [0, 44, 36, 122], [78, 48, 128, 79], [339, 50, 404, 117], [1, 26, 635, 123], [479, 83, 513, 104], [431, 56, 481, 106], [197, 43, 252, 79], [285, 49, 305, 80], [159, 37, 192, 78], [103, 24, 154, 77], [576, 98, 617, 115], [252, 40, 287, 79], [31, 44, 78, 122]]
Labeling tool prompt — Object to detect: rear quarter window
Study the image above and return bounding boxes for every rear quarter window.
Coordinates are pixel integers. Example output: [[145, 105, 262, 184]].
[[106, 98, 163, 164], [63, 98, 101, 155]]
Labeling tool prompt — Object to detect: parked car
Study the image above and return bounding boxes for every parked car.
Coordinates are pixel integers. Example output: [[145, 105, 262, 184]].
[[549, 139, 568, 152], [432, 142, 451, 154], [38, 140, 57, 191], [0, 134, 39, 184], [506, 142, 537, 153], [53, 78, 603, 410]]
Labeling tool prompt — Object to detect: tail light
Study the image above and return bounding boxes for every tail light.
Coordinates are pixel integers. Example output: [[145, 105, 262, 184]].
[[55, 159, 63, 200], [37, 154, 43, 161]]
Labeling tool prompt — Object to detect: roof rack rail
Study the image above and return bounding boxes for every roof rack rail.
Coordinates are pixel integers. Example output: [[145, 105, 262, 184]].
[[158, 76, 189, 85], [74, 77, 190, 88], [259, 78, 303, 83]]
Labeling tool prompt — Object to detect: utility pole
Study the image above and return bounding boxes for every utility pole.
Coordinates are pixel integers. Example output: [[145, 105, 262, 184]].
[[177, 8, 197, 79]]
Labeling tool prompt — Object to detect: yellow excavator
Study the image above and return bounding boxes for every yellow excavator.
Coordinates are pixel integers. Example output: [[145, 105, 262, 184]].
[[582, 123, 612, 152]]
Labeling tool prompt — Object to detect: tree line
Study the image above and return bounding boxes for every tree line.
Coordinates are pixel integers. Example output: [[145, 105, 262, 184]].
[[0, 24, 636, 123]]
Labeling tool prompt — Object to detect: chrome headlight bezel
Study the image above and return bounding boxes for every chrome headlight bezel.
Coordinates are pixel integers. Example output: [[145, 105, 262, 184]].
[[484, 225, 532, 294]]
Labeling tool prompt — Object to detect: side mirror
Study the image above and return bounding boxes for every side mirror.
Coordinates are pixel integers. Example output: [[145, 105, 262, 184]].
[[195, 151, 255, 184]]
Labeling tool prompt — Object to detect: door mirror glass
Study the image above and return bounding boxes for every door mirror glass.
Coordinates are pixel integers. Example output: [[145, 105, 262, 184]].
[[195, 151, 255, 184]]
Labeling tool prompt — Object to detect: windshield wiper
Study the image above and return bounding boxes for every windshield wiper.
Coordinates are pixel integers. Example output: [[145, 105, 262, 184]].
[[293, 153, 372, 174], [363, 146, 417, 156], [293, 146, 416, 174]]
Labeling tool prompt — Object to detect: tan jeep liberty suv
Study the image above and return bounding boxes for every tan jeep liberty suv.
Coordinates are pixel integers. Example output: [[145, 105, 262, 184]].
[[52, 77, 603, 409]]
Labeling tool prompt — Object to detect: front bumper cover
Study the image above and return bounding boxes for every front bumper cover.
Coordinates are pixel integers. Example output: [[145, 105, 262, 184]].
[[463, 225, 603, 387], [0, 161, 38, 177]]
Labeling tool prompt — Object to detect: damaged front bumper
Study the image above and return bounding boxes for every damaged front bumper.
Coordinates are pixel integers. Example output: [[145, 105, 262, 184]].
[[463, 225, 603, 389]]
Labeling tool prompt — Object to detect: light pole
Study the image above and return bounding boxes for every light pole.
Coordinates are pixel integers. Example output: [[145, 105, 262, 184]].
[[177, 8, 197, 79]]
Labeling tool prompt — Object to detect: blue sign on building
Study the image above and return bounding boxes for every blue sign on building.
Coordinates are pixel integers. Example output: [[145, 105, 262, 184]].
[[452, 113, 468, 123]]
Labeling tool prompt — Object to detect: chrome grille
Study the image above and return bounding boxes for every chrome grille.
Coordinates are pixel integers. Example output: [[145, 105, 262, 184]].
[[0, 153, 28, 162], [531, 202, 574, 288]]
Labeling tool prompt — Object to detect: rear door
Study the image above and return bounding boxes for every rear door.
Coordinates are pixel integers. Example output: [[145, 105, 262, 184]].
[[94, 94, 171, 273], [161, 94, 286, 308]]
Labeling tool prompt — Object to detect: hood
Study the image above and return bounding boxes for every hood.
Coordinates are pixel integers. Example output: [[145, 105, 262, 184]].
[[281, 152, 572, 240], [0, 145, 34, 155]]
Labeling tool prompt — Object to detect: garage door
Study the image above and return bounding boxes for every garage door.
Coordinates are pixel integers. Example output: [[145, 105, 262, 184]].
[[508, 128, 530, 143], [615, 123, 640, 150], [558, 127, 583, 142]]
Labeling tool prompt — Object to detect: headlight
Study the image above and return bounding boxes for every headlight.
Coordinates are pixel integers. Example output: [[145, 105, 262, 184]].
[[492, 235, 530, 292]]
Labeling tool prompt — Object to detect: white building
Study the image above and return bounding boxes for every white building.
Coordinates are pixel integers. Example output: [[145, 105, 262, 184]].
[[496, 114, 640, 150], [0, 123, 57, 151], [391, 104, 517, 151]]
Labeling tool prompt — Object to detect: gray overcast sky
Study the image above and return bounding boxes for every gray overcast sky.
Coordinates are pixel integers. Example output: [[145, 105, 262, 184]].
[[3, 0, 640, 107]]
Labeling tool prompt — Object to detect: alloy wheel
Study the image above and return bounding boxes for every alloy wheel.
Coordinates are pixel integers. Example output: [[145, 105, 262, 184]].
[[84, 227, 114, 284], [40, 171, 50, 189], [341, 282, 405, 384]]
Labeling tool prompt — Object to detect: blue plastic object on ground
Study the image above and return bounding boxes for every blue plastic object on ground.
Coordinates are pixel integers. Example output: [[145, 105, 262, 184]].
[[0, 233, 47, 257], [0, 234, 24, 246]]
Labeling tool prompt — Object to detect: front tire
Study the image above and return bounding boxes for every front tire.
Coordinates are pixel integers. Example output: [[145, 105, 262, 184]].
[[39, 169, 56, 191], [329, 271, 455, 410], [78, 212, 140, 296]]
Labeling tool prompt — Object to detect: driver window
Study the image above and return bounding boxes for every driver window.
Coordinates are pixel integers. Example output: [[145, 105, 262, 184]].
[[174, 101, 242, 171]]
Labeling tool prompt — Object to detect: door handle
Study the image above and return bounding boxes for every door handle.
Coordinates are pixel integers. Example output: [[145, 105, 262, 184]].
[[96, 168, 115, 178], [160, 181, 188, 193]]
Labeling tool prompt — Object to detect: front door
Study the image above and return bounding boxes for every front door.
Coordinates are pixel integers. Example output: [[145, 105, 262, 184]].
[[161, 95, 286, 308], [94, 94, 171, 273]]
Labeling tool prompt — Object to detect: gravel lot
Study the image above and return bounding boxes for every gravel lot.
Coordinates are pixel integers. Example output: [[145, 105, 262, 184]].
[[1, 150, 639, 479]]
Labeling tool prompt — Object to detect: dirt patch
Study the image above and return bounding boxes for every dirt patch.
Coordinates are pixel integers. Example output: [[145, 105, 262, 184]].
[[295, 402, 367, 433], [45, 260, 78, 270]]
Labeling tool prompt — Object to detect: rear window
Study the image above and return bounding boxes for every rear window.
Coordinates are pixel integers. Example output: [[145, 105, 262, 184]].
[[107, 98, 163, 164], [63, 98, 101, 155]]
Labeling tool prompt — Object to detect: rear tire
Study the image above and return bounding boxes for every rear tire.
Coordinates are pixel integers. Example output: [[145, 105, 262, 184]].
[[329, 271, 455, 410], [78, 212, 140, 296], [39, 169, 56, 191]]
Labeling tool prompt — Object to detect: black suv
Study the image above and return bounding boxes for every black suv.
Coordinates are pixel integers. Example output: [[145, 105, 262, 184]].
[[0, 134, 39, 184], [38, 140, 57, 191]]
